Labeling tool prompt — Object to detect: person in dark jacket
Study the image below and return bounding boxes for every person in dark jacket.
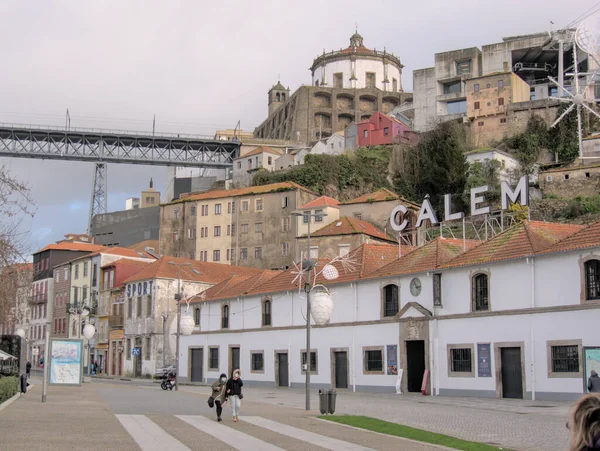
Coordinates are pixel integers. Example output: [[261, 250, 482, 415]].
[[26, 361, 31, 378], [568, 394, 600, 451], [226, 369, 243, 422], [589, 371, 600, 393], [210, 373, 228, 422]]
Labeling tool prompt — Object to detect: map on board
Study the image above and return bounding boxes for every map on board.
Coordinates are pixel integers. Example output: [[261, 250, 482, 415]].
[[585, 348, 600, 393], [49, 340, 82, 385]]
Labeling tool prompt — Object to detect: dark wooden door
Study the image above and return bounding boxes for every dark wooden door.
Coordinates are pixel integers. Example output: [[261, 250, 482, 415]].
[[278, 353, 288, 387], [501, 347, 523, 399], [111, 342, 116, 375], [230, 347, 240, 377], [190, 348, 203, 382], [334, 352, 348, 389], [406, 340, 426, 392]]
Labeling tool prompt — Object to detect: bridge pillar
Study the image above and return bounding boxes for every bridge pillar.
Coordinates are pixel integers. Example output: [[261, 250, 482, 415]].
[[88, 162, 107, 235]]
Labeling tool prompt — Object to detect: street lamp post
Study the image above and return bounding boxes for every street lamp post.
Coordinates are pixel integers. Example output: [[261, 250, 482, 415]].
[[292, 210, 327, 411], [168, 261, 192, 391]]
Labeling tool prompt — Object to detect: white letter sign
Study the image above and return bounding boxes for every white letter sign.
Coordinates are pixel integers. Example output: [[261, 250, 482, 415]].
[[444, 194, 464, 222], [470, 185, 490, 217], [390, 205, 409, 232], [501, 175, 529, 210], [416, 198, 439, 227]]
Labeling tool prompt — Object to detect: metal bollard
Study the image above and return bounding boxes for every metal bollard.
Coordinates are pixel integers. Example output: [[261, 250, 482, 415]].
[[20, 374, 27, 393], [318, 389, 327, 415], [327, 389, 337, 414]]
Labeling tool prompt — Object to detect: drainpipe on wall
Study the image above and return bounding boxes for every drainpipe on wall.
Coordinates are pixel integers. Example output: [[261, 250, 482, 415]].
[[352, 282, 358, 392], [529, 256, 536, 401]]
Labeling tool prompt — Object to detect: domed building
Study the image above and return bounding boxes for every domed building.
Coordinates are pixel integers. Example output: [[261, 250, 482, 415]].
[[255, 32, 412, 144], [310, 31, 404, 92]]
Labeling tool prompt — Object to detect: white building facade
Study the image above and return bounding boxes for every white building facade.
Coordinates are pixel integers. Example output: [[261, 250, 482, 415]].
[[178, 221, 600, 401]]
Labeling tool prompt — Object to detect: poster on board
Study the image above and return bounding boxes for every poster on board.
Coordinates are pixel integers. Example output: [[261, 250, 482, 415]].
[[584, 347, 600, 393], [477, 343, 492, 377], [387, 345, 398, 375], [49, 339, 83, 386]]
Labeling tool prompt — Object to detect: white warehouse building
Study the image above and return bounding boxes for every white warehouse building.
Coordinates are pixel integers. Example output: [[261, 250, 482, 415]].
[[179, 220, 600, 401]]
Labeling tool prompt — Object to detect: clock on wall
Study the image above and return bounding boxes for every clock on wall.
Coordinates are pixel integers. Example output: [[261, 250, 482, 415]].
[[410, 278, 422, 296]]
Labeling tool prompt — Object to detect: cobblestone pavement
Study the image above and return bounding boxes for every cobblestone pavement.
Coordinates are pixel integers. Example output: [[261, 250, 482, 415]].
[[179, 385, 573, 451]]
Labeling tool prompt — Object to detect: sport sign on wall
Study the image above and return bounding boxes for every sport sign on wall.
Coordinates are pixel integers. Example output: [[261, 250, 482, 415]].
[[126, 281, 154, 298], [390, 176, 529, 232]]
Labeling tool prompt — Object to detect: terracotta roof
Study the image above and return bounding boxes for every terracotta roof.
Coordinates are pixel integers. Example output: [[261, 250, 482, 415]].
[[101, 258, 153, 269], [440, 221, 584, 269], [122, 256, 262, 284], [368, 238, 480, 279], [171, 182, 317, 204], [308, 216, 395, 242], [190, 270, 281, 303], [35, 241, 106, 254], [300, 196, 340, 209], [236, 146, 282, 159], [341, 189, 419, 208], [538, 220, 600, 255], [128, 240, 159, 253]]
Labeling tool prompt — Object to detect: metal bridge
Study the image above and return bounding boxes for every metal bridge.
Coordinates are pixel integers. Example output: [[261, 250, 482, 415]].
[[0, 123, 240, 231]]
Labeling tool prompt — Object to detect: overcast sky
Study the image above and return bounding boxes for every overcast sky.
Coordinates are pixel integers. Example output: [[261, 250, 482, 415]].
[[0, 0, 595, 255]]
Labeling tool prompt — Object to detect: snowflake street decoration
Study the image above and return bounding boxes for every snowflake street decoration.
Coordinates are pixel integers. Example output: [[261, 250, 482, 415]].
[[290, 251, 357, 293]]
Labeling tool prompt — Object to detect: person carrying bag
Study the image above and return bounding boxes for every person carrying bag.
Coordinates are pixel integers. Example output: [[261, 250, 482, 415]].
[[210, 373, 228, 422], [226, 369, 244, 422]]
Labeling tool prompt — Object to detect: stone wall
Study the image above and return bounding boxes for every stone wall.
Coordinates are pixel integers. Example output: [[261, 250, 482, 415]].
[[539, 165, 600, 198]]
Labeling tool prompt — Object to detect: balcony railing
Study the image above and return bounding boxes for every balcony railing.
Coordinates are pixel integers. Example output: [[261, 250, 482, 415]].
[[108, 314, 124, 329], [30, 294, 47, 305], [66, 300, 97, 315]]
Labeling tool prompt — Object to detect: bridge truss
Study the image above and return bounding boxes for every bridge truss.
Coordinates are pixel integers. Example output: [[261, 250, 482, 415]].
[[0, 123, 240, 232]]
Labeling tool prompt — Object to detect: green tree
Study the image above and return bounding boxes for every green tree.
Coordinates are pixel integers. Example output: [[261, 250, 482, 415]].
[[548, 103, 581, 164], [463, 159, 501, 208]]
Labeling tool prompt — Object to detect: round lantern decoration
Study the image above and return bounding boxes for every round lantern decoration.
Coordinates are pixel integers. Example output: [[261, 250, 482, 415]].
[[310, 286, 334, 326], [180, 313, 195, 336], [83, 323, 96, 340], [322, 264, 339, 281]]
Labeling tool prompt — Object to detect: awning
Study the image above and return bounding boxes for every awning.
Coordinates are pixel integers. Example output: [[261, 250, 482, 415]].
[[0, 350, 17, 361]]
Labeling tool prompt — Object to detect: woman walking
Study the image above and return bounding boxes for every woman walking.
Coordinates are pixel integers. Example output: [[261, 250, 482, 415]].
[[226, 369, 243, 422], [210, 373, 228, 422]]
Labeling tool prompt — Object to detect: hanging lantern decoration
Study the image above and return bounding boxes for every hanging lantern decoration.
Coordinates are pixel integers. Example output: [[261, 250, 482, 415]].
[[83, 324, 96, 340], [322, 264, 339, 281], [310, 286, 334, 326], [180, 312, 195, 336]]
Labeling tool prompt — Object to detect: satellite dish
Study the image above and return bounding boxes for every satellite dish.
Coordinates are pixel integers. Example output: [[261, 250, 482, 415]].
[[322, 264, 339, 280], [576, 14, 600, 58]]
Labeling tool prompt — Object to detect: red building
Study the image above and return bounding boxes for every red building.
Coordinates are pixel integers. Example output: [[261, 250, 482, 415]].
[[356, 112, 417, 147]]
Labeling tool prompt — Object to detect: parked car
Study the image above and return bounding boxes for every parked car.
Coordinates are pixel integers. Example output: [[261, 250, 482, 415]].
[[154, 364, 175, 378]]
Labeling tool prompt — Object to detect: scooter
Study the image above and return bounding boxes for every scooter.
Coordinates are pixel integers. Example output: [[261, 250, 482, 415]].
[[161, 371, 176, 390]]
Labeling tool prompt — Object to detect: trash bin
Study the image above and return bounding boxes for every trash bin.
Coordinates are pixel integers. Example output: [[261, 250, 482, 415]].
[[20, 374, 27, 393], [327, 389, 337, 414], [318, 389, 328, 415]]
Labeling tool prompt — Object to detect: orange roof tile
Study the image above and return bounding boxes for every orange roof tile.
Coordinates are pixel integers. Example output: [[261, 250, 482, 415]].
[[128, 240, 159, 253], [441, 220, 584, 269], [35, 241, 106, 254], [122, 256, 262, 285], [190, 270, 281, 303], [368, 238, 480, 279], [171, 182, 317, 204], [300, 196, 340, 209], [538, 220, 600, 255], [101, 258, 153, 269], [308, 217, 395, 242], [236, 146, 282, 159]]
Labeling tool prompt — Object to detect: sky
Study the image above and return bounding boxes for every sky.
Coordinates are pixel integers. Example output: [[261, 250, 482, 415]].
[[0, 0, 596, 254]]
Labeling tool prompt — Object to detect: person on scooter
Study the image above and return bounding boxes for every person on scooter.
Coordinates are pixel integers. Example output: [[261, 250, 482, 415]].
[[211, 373, 228, 422]]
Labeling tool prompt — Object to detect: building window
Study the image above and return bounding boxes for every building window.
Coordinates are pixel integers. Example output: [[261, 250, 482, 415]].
[[565, 174, 570, 180], [188, 228, 196, 239], [433, 273, 442, 307], [548, 340, 582, 377], [363, 347, 384, 374], [585, 259, 600, 300], [241, 200, 249, 212], [255, 199, 264, 212], [254, 247, 263, 260], [267, 156, 272, 165], [303, 212, 310, 224], [333, 72, 343, 88], [173, 232, 178, 241], [443, 80, 461, 94], [194, 307, 200, 326], [282, 196, 289, 209], [338, 244, 350, 257], [474, 101, 480, 110], [282, 242, 290, 256], [174, 208, 180, 219], [146, 295, 152, 317], [213, 250, 220, 262], [75, 265, 79, 279], [365, 72, 376, 88], [383, 284, 399, 317], [226, 248, 230, 261], [472, 273, 489, 311], [449, 346, 473, 375], [227, 225, 231, 236], [262, 299, 271, 326], [241, 223, 248, 234], [281, 217, 291, 232], [474, 83, 480, 92], [363, 130, 368, 138], [315, 209, 324, 222], [456, 60, 471, 74], [500, 118, 507, 124], [498, 79, 504, 89], [251, 352, 264, 373], [209, 347, 219, 370], [136, 296, 142, 318], [221, 305, 229, 329], [301, 350, 317, 374], [255, 222, 263, 233], [478, 121, 484, 126], [145, 337, 151, 360], [214, 226, 221, 237], [240, 248, 248, 261], [126, 339, 131, 360], [215, 204, 222, 215], [498, 97, 505, 106], [227, 202, 232, 213], [384, 127, 389, 136], [190, 206, 197, 216], [127, 298, 132, 318], [84, 263, 89, 277], [237, 161, 241, 169], [353, 213, 362, 220]]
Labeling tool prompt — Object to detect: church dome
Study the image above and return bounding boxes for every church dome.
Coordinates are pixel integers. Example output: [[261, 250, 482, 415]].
[[350, 31, 364, 47]]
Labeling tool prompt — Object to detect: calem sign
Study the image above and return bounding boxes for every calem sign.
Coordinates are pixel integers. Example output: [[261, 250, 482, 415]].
[[390, 176, 529, 231]]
